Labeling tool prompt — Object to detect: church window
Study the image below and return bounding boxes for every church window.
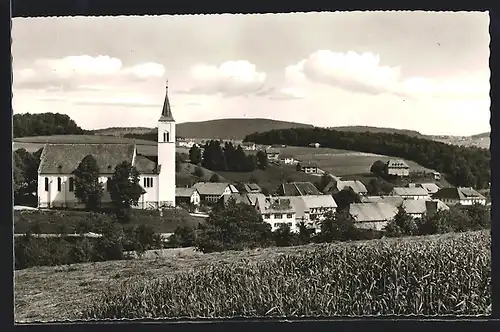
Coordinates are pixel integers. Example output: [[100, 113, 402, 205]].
[[143, 177, 154, 188], [57, 177, 62, 191], [44, 177, 49, 191], [107, 177, 111, 191], [69, 178, 74, 192]]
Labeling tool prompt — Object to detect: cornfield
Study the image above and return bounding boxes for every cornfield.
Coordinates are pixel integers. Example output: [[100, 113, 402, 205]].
[[83, 230, 491, 319]]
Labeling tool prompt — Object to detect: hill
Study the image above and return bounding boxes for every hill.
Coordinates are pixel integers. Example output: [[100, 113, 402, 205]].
[[470, 132, 490, 139], [332, 126, 424, 137], [91, 127, 154, 137]]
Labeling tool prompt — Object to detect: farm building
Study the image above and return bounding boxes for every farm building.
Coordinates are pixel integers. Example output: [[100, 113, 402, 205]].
[[349, 202, 398, 231], [417, 183, 441, 195], [299, 161, 321, 174], [298, 195, 338, 230], [324, 179, 368, 196], [192, 182, 239, 203], [402, 199, 449, 219], [278, 181, 322, 196], [432, 187, 487, 206], [309, 142, 321, 148], [175, 187, 201, 207], [386, 159, 410, 177], [176, 139, 197, 149], [361, 195, 404, 208], [241, 142, 257, 151], [37, 83, 176, 210], [391, 187, 430, 200]]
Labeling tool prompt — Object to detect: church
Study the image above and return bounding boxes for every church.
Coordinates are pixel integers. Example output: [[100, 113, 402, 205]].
[[36, 83, 176, 209]]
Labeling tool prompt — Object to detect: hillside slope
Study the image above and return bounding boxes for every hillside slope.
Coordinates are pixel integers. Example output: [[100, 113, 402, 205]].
[[332, 126, 424, 137]]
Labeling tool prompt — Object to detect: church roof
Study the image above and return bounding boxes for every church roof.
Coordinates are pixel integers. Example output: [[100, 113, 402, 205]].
[[159, 81, 175, 122], [134, 155, 159, 174], [38, 143, 135, 174]]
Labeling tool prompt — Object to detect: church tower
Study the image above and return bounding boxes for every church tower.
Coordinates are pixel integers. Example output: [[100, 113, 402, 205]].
[[157, 80, 176, 208]]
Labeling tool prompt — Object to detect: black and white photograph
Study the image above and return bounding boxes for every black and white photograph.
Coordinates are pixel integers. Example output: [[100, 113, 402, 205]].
[[12, 11, 491, 322]]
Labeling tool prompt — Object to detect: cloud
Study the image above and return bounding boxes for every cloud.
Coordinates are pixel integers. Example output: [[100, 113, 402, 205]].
[[36, 95, 161, 108], [179, 60, 267, 97], [13, 55, 165, 91], [287, 50, 489, 100]]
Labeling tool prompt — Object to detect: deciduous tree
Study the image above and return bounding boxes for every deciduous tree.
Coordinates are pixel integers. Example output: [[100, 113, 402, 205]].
[[73, 155, 104, 211]]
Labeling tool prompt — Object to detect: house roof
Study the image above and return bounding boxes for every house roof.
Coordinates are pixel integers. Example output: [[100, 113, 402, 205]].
[[402, 199, 449, 215], [301, 195, 338, 209], [175, 187, 198, 198], [193, 182, 234, 196], [301, 161, 319, 168], [349, 202, 398, 223], [266, 148, 279, 154], [361, 195, 404, 207], [419, 183, 441, 194], [280, 154, 294, 159], [38, 143, 135, 174], [336, 180, 368, 194], [387, 159, 410, 168], [221, 193, 252, 205], [433, 187, 486, 200], [244, 183, 261, 192], [159, 82, 175, 122], [255, 196, 296, 214], [392, 187, 429, 197], [281, 182, 322, 196], [246, 193, 267, 206], [134, 155, 159, 174]]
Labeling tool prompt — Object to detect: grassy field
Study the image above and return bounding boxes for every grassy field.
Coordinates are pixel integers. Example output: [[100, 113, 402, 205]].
[[217, 164, 320, 192], [14, 208, 204, 235], [14, 230, 490, 322], [278, 146, 436, 176]]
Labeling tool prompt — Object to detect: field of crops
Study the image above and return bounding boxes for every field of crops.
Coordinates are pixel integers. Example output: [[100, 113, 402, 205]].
[[82, 230, 491, 319]]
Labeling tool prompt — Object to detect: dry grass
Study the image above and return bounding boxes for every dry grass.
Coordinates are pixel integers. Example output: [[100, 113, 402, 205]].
[[15, 230, 491, 322]]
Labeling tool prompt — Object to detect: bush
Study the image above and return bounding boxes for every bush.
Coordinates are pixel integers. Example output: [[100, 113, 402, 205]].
[[167, 225, 198, 248]]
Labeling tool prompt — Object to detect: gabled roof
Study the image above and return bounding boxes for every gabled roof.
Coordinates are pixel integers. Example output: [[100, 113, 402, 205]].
[[301, 161, 319, 168], [175, 187, 198, 198], [433, 187, 486, 200], [387, 159, 410, 168], [134, 155, 159, 174], [281, 182, 322, 196], [255, 196, 296, 214], [38, 143, 135, 174], [419, 183, 441, 194], [193, 182, 236, 196], [392, 187, 429, 197], [244, 183, 261, 192], [402, 199, 449, 215], [301, 195, 338, 209], [361, 195, 404, 207], [336, 180, 368, 194], [246, 193, 267, 206], [221, 193, 252, 205], [349, 202, 398, 223], [159, 82, 175, 122]]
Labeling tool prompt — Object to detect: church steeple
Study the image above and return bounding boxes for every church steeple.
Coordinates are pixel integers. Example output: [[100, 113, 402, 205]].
[[159, 80, 175, 122]]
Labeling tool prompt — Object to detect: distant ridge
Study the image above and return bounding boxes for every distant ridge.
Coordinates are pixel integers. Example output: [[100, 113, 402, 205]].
[[470, 132, 490, 139], [331, 125, 424, 138]]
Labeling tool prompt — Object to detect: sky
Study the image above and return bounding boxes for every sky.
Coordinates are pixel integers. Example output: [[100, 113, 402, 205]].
[[11, 11, 491, 136]]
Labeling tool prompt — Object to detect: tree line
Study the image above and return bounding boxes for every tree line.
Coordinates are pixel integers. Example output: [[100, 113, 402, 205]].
[[13, 113, 88, 138], [243, 128, 490, 189], [188, 140, 268, 172], [169, 198, 491, 253]]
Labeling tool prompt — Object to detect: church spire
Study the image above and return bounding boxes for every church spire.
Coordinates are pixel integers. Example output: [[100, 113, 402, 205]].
[[159, 79, 175, 122]]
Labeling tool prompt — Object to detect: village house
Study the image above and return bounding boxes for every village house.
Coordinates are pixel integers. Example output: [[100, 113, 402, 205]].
[[432, 187, 487, 206], [175, 187, 201, 207], [299, 161, 321, 174], [309, 142, 321, 148], [417, 183, 441, 195], [402, 199, 449, 219], [278, 181, 323, 196], [297, 195, 338, 231], [37, 83, 176, 210], [324, 178, 368, 196], [176, 138, 197, 149], [391, 187, 430, 200], [255, 196, 298, 232], [265, 148, 280, 162], [192, 182, 239, 204], [220, 192, 266, 207], [432, 172, 442, 181], [386, 159, 410, 177], [349, 202, 398, 231], [280, 154, 296, 165]]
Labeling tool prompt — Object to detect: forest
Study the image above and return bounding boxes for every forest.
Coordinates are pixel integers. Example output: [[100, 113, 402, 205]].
[[244, 128, 491, 189], [13, 113, 88, 138]]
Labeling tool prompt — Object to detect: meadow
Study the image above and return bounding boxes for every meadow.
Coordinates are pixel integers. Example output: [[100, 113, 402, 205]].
[[14, 230, 491, 322]]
